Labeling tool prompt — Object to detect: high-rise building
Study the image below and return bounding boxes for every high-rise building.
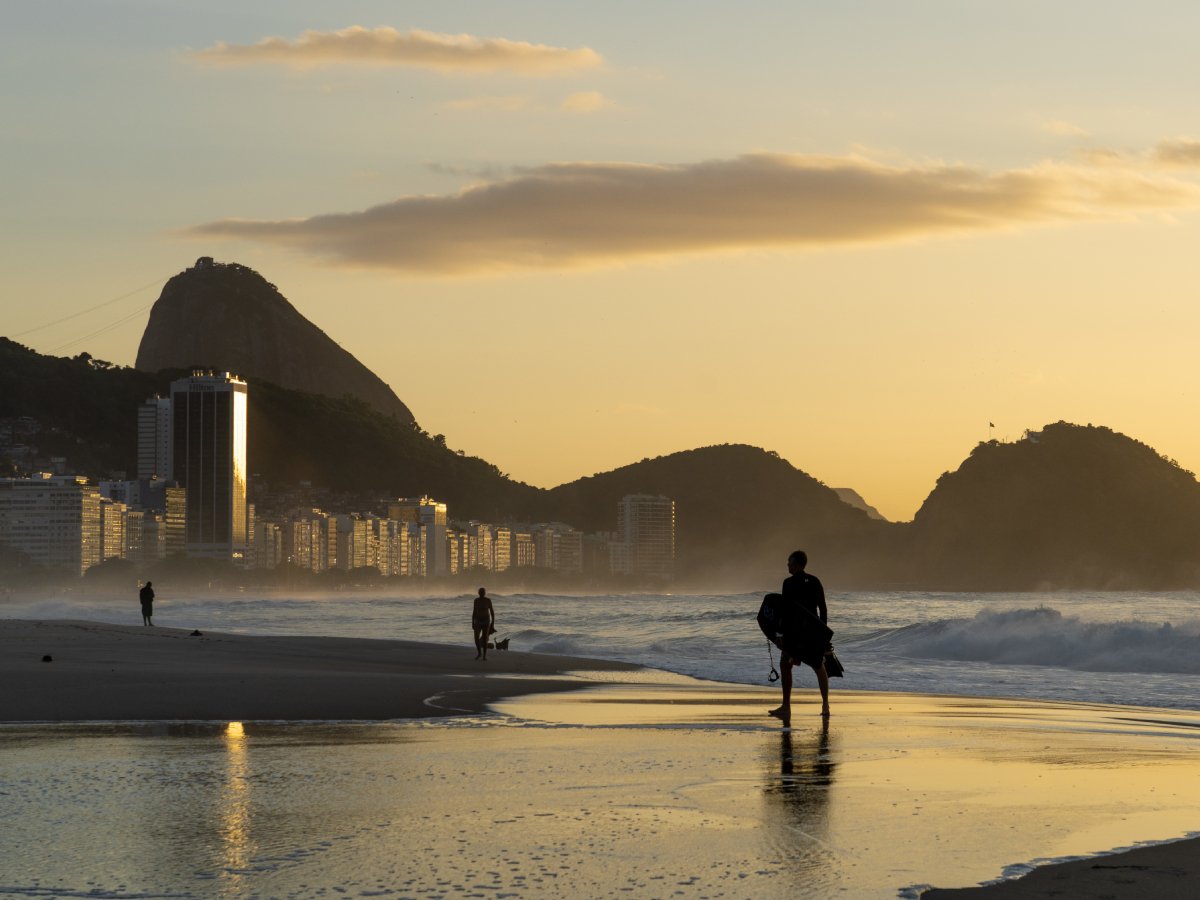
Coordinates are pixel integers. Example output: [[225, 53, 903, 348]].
[[491, 526, 512, 572], [388, 496, 448, 576], [615, 494, 676, 580], [136, 395, 173, 480], [0, 474, 102, 575], [99, 498, 127, 562], [170, 372, 249, 562]]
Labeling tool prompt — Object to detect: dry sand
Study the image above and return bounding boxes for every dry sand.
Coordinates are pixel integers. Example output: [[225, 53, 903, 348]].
[[3, 618, 1199, 897]]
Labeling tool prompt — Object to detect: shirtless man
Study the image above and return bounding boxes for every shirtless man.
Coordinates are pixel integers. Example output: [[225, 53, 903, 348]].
[[472, 588, 495, 660]]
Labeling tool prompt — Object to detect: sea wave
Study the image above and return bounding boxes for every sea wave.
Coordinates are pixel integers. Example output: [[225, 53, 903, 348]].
[[858, 606, 1200, 675]]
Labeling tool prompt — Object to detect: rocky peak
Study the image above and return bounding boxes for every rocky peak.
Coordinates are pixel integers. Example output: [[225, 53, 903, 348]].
[[135, 259, 415, 423]]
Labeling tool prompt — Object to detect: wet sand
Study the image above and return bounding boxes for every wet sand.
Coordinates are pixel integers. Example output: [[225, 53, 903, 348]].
[[0, 618, 638, 721], [3, 619, 1199, 897]]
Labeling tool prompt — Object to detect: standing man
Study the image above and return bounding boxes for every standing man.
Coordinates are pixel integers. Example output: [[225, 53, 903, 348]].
[[472, 587, 495, 661], [139, 581, 155, 627], [769, 550, 830, 723]]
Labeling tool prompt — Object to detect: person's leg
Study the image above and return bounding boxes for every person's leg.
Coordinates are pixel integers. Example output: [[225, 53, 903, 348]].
[[815, 662, 830, 716], [769, 656, 793, 721], [473, 625, 484, 659]]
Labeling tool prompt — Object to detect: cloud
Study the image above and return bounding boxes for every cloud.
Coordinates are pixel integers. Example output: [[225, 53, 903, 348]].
[[561, 91, 614, 113], [1042, 120, 1090, 137], [186, 152, 1200, 275], [190, 26, 602, 75], [1154, 138, 1200, 167]]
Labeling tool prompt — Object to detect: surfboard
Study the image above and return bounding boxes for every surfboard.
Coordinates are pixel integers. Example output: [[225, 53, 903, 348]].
[[757, 592, 833, 666]]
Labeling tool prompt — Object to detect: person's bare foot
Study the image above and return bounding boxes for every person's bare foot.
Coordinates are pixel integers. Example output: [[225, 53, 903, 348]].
[[768, 706, 787, 719]]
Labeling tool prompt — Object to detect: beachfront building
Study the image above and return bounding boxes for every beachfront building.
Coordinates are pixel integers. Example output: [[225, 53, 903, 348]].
[[170, 371, 249, 563], [253, 520, 283, 570], [388, 496, 447, 576], [447, 531, 466, 574], [532, 523, 584, 575], [0, 474, 103, 575], [491, 525, 512, 572], [614, 494, 676, 580], [583, 532, 615, 577], [333, 513, 369, 571], [98, 497, 127, 562], [136, 395, 172, 480], [511, 531, 536, 568], [283, 509, 336, 572]]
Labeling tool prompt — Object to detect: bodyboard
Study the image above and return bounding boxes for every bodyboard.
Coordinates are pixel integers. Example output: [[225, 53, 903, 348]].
[[757, 592, 833, 666]]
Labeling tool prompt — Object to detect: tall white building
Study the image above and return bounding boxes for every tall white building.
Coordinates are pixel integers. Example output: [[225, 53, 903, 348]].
[[136, 395, 173, 480], [0, 474, 102, 575], [388, 497, 447, 576], [170, 372, 249, 562], [615, 494, 676, 580]]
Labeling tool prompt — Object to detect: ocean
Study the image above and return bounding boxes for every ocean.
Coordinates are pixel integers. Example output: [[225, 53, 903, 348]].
[[5, 589, 1200, 899], [9, 587, 1200, 711]]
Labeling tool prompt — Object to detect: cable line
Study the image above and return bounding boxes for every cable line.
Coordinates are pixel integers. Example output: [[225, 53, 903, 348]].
[[49, 302, 157, 355], [11, 274, 166, 339]]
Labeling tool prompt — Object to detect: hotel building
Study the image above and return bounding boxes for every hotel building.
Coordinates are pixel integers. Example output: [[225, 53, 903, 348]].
[[0, 474, 102, 575], [170, 372, 249, 562], [615, 494, 676, 580]]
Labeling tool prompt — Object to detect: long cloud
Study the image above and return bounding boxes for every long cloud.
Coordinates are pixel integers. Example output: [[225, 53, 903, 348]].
[[190, 26, 602, 75], [187, 153, 1200, 274]]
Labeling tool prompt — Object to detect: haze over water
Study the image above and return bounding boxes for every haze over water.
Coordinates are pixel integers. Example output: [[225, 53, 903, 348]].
[[11, 589, 1200, 711]]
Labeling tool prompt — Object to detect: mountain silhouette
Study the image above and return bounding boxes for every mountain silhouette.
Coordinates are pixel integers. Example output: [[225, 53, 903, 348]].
[[905, 422, 1200, 589], [135, 258, 414, 423]]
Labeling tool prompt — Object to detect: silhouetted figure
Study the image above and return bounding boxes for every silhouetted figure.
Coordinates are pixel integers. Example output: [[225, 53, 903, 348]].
[[472, 588, 495, 660], [768, 551, 830, 724], [139, 581, 155, 627]]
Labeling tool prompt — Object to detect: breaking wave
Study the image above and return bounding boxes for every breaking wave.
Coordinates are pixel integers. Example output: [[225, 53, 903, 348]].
[[860, 606, 1200, 675]]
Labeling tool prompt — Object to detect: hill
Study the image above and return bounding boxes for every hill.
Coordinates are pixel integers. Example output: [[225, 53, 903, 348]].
[[0, 339, 886, 584], [906, 422, 1200, 589], [9, 337, 1200, 588], [136, 258, 415, 423], [539, 445, 895, 587]]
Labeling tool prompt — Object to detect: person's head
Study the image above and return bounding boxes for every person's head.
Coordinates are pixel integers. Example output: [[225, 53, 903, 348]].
[[787, 551, 807, 574], [478, 587, 487, 597], [145, 581, 152, 587]]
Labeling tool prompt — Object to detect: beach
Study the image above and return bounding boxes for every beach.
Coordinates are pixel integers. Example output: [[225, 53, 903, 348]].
[[3, 618, 1199, 897]]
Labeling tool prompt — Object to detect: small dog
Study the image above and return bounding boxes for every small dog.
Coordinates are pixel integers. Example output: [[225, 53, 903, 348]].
[[487, 638, 510, 651]]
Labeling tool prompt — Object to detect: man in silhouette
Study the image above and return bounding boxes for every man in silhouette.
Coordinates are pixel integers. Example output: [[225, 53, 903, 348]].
[[139, 581, 155, 626], [472, 587, 495, 660], [769, 551, 830, 723]]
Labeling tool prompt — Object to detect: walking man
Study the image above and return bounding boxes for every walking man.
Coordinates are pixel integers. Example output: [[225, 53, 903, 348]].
[[769, 551, 830, 723]]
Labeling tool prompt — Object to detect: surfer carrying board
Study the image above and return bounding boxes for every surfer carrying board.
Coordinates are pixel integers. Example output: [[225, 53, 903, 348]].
[[768, 550, 831, 723]]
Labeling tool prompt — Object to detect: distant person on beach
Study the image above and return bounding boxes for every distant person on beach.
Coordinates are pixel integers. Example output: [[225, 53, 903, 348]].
[[769, 550, 830, 722], [139, 581, 155, 627], [472, 588, 495, 660]]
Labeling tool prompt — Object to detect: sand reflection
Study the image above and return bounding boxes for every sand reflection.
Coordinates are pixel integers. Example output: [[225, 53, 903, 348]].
[[218, 721, 253, 891], [762, 720, 838, 879]]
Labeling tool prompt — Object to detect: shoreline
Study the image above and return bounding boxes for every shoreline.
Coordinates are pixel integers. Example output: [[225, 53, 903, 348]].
[[920, 835, 1200, 898], [0, 618, 640, 722], [4, 618, 1199, 898]]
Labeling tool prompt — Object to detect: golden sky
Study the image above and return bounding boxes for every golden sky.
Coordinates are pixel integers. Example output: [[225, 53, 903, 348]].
[[6, 2, 1200, 520]]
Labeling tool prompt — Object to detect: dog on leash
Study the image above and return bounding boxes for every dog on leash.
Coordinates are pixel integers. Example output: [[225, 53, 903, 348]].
[[487, 638, 510, 651]]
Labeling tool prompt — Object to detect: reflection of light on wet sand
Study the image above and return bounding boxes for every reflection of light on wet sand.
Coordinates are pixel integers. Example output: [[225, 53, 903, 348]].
[[491, 686, 1200, 894], [220, 721, 253, 893]]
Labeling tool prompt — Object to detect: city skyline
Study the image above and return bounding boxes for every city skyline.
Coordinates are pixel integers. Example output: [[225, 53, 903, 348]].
[[7, 3, 1200, 520]]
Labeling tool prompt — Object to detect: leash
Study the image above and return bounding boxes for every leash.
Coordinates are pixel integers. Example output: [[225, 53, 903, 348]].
[[766, 640, 779, 682]]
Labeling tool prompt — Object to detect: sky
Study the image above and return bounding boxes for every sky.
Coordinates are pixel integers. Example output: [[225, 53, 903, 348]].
[[6, 1, 1200, 521]]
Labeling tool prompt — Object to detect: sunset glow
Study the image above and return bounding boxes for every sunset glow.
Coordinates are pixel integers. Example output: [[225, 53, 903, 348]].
[[7, 2, 1200, 520]]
